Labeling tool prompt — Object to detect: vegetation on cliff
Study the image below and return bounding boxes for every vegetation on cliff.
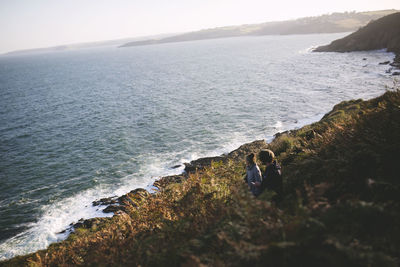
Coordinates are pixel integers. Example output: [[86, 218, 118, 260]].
[[2, 88, 400, 266], [315, 12, 400, 54]]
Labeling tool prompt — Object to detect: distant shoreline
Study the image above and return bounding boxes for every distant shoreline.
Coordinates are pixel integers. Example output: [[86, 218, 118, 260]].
[[120, 9, 398, 48], [3, 9, 397, 56]]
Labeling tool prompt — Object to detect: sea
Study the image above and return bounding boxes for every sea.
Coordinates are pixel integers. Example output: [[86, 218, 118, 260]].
[[0, 33, 395, 260]]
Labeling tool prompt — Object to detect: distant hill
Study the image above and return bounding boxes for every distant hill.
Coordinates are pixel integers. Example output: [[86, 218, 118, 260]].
[[314, 12, 400, 53], [3, 33, 177, 56], [120, 9, 399, 48], [4, 9, 398, 56]]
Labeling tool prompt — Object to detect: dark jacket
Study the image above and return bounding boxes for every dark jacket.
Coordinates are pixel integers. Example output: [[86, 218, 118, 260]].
[[261, 161, 282, 201]]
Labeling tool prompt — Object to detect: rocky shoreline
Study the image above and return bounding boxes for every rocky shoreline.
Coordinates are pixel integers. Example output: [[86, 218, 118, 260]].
[[68, 139, 270, 232], [25, 11, 400, 251], [314, 12, 400, 75], [379, 54, 400, 75], [69, 12, 400, 233]]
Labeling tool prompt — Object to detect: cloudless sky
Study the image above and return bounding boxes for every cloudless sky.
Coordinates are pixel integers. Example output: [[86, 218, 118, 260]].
[[0, 0, 399, 53]]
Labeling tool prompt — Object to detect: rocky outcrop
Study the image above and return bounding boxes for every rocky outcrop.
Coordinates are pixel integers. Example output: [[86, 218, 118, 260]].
[[92, 196, 118, 206], [118, 188, 150, 207], [184, 140, 268, 173], [153, 175, 186, 189], [314, 12, 400, 54], [88, 139, 270, 218], [226, 140, 269, 162], [72, 217, 111, 231], [67, 139, 270, 235], [90, 188, 152, 215], [184, 156, 227, 173]]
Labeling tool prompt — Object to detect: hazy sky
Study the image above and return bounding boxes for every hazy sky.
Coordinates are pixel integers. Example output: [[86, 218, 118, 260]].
[[0, 0, 399, 53]]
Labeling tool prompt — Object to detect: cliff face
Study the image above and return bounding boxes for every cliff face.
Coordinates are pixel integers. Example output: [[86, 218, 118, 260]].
[[314, 12, 400, 53]]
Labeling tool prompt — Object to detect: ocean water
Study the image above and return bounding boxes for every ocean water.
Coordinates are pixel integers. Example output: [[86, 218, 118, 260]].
[[0, 33, 395, 259]]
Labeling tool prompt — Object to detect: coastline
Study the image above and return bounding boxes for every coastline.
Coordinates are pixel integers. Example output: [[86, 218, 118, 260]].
[[72, 139, 270, 230], [67, 114, 329, 235], [63, 75, 391, 232], [2, 88, 400, 266], [1, 28, 398, 261], [313, 12, 400, 75], [0, 89, 391, 261]]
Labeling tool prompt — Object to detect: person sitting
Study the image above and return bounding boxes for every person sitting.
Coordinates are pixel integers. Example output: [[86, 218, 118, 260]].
[[245, 153, 262, 197], [258, 149, 282, 202]]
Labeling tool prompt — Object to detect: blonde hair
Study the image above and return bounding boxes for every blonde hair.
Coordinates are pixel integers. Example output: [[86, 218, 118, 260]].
[[259, 149, 275, 164]]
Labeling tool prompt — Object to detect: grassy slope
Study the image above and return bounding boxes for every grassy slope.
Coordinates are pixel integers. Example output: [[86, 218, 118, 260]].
[[2, 90, 400, 266]]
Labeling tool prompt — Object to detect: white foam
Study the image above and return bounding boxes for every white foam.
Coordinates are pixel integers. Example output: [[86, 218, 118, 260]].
[[0, 165, 170, 260], [273, 121, 283, 130], [0, 186, 116, 260], [298, 46, 316, 54]]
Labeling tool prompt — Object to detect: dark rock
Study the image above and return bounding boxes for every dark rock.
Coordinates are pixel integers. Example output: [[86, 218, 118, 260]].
[[363, 58, 367, 60], [72, 217, 111, 230], [183, 140, 268, 173], [184, 156, 226, 173], [393, 54, 400, 65], [274, 131, 289, 139], [393, 72, 400, 76], [227, 140, 269, 162], [92, 196, 118, 206], [153, 175, 186, 189], [390, 63, 400, 68], [103, 205, 125, 213], [97, 188, 153, 215], [171, 164, 181, 169], [379, 61, 390, 65], [72, 218, 85, 229], [117, 188, 151, 207]]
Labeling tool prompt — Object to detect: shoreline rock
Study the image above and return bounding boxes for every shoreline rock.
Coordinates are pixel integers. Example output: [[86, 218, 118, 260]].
[[314, 12, 400, 73], [66, 139, 270, 235]]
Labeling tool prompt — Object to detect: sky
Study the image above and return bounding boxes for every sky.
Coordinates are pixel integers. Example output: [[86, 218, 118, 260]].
[[0, 0, 399, 54]]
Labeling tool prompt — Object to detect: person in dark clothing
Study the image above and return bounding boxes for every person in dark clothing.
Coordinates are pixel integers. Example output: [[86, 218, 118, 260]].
[[258, 149, 282, 202]]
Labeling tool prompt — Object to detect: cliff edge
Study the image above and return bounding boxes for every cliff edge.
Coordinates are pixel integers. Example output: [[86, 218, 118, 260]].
[[314, 12, 400, 54], [2, 89, 400, 266]]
